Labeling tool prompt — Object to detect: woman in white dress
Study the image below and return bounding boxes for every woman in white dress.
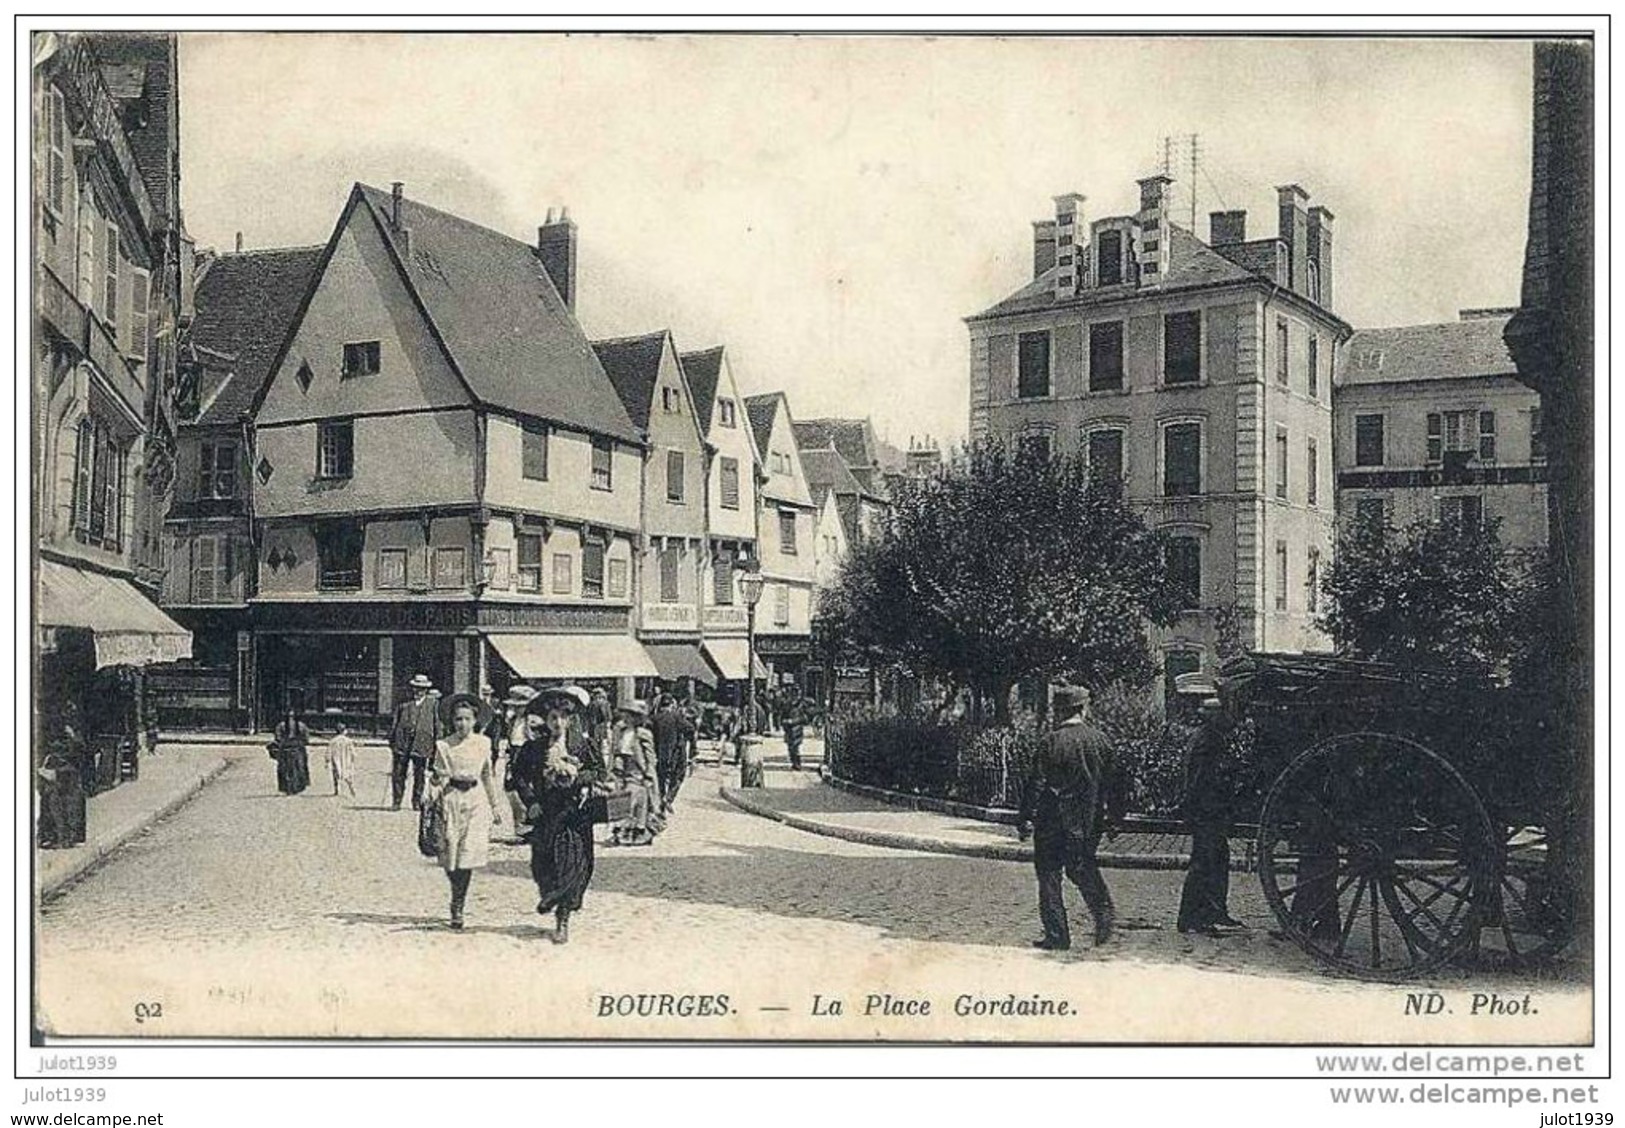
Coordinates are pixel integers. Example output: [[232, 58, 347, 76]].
[[427, 693, 504, 929]]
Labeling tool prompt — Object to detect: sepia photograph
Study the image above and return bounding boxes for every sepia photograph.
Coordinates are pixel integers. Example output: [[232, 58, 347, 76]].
[[22, 20, 1599, 1065]]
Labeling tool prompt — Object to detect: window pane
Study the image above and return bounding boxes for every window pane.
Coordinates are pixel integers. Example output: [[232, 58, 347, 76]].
[[1355, 414, 1384, 467], [522, 421, 548, 480], [1275, 540, 1288, 610], [667, 449, 685, 501], [1479, 411, 1497, 460], [660, 547, 680, 602], [517, 534, 542, 591], [1308, 337, 1320, 397], [1168, 537, 1201, 609], [552, 553, 572, 594], [1307, 439, 1319, 506], [1275, 430, 1288, 498], [713, 550, 734, 605], [433, 547, 466, 590], [608, 558, 629, 599], [1017, 331, 1051, 398], [591, 439, 613, 490], [377, 548, 407, 590], [1276, 321, 1289, 385], [1164, 311, 1201, 385], [583, 542, 605, 597], [1089, 322, 1124, 391], [720, 458, 740, 508], [779, 510, 798, 555], [1163, 423, 1201, 496], [1087, 429, 1124, 486]]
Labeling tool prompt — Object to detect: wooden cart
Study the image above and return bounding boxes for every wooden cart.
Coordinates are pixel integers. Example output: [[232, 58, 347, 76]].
[[1213, 653, 1576, 980]]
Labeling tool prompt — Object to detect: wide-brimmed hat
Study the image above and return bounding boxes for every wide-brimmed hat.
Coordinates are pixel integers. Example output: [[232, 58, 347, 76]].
[[1174, 671, 1218, 698], [440, 692, 494, 730], [618, 698, 649, 719], [504, 684, 539, 709], [408, 673, 434, 689], [528, 684, 591, 715], [1052, 685, 1090, 712]]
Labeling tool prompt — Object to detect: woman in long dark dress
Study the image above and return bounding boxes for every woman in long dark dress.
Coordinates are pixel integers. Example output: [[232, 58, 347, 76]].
[[513, 685, 605, 944], [270, 709, 312, 796]]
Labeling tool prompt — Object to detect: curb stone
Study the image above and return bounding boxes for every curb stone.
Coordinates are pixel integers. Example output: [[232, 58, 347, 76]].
[[719, 784, 1241, 872], [40, 757, 233, 900]]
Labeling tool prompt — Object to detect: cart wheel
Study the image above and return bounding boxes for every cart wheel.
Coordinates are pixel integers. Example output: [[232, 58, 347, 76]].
[[1258, 732, 1499, 980], [1467, 824, 1575, 967]]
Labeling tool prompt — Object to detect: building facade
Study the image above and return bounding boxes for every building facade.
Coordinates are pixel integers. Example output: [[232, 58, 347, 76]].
[[34, 32, 192, 762], [682, 346, 767, 691], [967, 175, 1351, 693], [171, 184, 656, 731], [592, 330, 715, 694], [744, 392, 819, 691], [1336, 311, 1547, 549]]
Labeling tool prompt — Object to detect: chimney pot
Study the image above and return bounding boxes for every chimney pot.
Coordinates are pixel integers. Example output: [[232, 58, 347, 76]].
[[537, 212, 579, 313], [234, 231, 243, 253], [390, 181, 405, 228], [1209, 210, 1247, 246], [560, 205, 570, 221]]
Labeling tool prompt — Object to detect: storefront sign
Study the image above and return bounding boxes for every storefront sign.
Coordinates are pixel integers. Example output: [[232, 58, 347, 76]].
[[642, 603, 698, 629], [702, 605, 749, 630], [753, 634, 810, 657]]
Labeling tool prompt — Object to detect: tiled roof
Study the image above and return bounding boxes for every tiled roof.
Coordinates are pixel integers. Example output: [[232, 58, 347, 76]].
[[743, 393, 780, 459], [799, 448, 864, 500], [189, 246, 326, 426], [794, 418, 877, 471], [678, 346, 725, 428], [969, 224, 1261, 321], [355, 184, 641, 444], [84, 34, 175, 220], [1341, 317, 1519, 387], [590, 331, 669, 431]]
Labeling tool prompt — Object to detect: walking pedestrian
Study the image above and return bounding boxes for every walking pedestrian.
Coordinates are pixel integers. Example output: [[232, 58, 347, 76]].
[[513, 685, 605, 943], [781, 687, 807, 771], [326, 722, 359, 800], [390, 674, 441, 811], [426, 694, 504, 930], [652, 695, 695, 815], [610, 700, 659, 845], [1018, 685, 1115, 951], [269, 708, 312, 796], [501, 685, 538, 840], [37, 703, 88, 848], [1177, 692, 1245, 935], [586, 686, 615, 762]]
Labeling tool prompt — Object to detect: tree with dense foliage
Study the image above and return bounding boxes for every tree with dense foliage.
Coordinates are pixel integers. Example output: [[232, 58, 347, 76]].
[[813, 442, 1182, 721], [1317, 513, 1543, 678]]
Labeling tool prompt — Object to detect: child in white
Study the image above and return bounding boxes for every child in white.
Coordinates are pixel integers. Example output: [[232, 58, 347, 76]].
[[326, 723, 358, 800]]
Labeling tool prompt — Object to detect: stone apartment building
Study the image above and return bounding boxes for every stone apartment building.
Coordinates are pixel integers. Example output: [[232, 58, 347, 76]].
[[34, 31, 192, 755], [1336, 310, 1547, 548], [967, 175, 1352, 692], [744, 392, 819, 691]]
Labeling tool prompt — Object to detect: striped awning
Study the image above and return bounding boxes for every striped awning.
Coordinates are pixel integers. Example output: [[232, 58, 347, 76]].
[[702, 638, 768, 681], [643, 642, 720, 687], [38, 559, 193, 669]]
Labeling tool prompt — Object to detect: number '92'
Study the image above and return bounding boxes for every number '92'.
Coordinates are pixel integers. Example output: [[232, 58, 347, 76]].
[[133, 1001, 162, 1023]]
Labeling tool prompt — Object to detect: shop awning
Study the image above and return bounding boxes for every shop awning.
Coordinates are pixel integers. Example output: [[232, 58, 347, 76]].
[[38, 558, 193, 669], [703, 638, 768, 681], [488, 633, 659, 680], [642, 642, 719, 688]]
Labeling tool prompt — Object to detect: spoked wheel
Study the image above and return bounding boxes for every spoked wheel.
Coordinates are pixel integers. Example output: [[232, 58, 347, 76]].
[[1257, 733, 1499, 980], [1467, 824, 1575, 968]]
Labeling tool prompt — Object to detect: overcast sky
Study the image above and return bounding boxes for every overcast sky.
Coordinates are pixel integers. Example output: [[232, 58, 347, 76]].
[[178, 33, 1534, 446]]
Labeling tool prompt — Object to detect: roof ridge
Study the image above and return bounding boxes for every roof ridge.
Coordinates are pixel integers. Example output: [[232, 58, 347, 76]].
[[1352, 318, 1512, 334], [591, 329, 670, 346], [214, 243, 328, 259], [357, 182, 536, 257]]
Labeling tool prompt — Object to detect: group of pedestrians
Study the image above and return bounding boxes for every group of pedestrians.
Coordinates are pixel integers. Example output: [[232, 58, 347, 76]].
[[605, 694, 697, 846], [1017, 681, 1244, 952]]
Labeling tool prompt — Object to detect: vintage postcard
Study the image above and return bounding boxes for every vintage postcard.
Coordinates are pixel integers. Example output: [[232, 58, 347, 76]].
[[25, 27, 1597, 1054]]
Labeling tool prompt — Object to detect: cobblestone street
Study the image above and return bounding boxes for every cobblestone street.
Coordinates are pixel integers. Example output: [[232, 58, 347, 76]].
[[36, 745, 1589, 1043]]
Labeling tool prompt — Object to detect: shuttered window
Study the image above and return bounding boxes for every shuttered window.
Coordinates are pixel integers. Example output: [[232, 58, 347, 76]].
[[713, 549, 734, 605], [1087, 428, 1124, 488], [516, 533, 543, 591], [127, 267, 150, 362], [1088, 321, 1124, 391], [1167, 537, 1201, 610], [659, 546, 680, 602], [720, 457, 740, 509], [774, 583, 791, 626], [1017, 331, 1051, 399], [1355, 414, 1385, 467], [521, 420, 548, 480], [1163, 311, 1201, 385], [103, 220, 119, 330], [46, 87, 67, 214], [591, 438, 613, 490], [1162, 423, 1202, 497], [778, 510, 798, 555], [582, 542, 605, 598], [667, 449, 685, 502]]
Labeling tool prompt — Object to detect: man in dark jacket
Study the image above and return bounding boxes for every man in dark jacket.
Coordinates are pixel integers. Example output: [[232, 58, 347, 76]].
[[1019, 685, 1115, 950], [390, 673, 442, 811], [1177, 693, 1245, 934], [780, 688, 808, 771], [652, 695, 696, 814]]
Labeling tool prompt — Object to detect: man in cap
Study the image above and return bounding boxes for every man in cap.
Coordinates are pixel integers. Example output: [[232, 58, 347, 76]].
[[1019, 684, 1115, 950], [1177, 684, 1245, 935], [651, 694, 696, 815], [390, 673, 442, 811]]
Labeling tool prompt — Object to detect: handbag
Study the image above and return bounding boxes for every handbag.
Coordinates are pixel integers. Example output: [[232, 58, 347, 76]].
[[585, 790, 634, 825], [417, 794, 445, 857]]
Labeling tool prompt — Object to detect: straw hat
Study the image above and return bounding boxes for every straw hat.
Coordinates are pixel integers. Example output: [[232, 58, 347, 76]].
[[408, 673, 434, 690], [440, 692, 494, 730]]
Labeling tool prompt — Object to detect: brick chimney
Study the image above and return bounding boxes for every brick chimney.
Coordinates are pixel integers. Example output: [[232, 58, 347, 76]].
[[388, 181, 412, 258], [1051, 193, 1086, 300], [1209, 210, 1247, 246], [537, 206, 578, 311], [1276, 184, 1310, 296], [1135, 174, 1173, 280], [1032, 219, 1057, 279], [1307, 204, 1334, 309]]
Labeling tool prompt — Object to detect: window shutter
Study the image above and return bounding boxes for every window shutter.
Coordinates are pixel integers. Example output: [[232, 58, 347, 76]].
[[128, 267, 150, 362], [77, 197, 96, 308], [103, 218, 119, 329], [193, 536, 217, 603], [73, 418, 94, 531]]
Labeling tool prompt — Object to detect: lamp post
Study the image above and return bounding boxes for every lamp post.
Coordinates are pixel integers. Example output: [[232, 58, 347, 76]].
[[738, 559, 765, 735]]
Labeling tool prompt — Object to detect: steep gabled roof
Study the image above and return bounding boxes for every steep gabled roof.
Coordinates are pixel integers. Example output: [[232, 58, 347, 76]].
[[969, 224, 1262, 321], [590, 331, 670, 431], [83, 33, 175, 220], [352, 184, 640, 443], [799, 448, 864, 506], [743, 393, 781, 459], [188, 245, 326, 426], [679, 346, 725, 428], [1342, 317, 1519, 387]]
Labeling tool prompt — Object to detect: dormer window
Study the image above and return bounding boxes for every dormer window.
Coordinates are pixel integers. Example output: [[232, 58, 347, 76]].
[[662, 386, 680, 413], [718, 399, 737, 427]]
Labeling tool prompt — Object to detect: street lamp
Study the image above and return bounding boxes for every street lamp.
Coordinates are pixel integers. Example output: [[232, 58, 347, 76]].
[[738, 558, 765, 735]]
